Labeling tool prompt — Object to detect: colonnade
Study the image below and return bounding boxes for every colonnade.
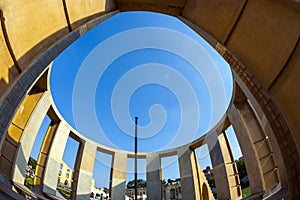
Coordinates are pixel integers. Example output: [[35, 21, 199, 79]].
[[0, 7, 295, 199], [0, 68, 288, 199]]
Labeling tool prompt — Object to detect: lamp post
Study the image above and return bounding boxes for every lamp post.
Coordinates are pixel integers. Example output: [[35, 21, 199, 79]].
[[134, 117, 138, 200]]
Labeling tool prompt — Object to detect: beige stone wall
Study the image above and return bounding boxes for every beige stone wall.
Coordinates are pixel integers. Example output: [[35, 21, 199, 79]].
[[0, 0, 116, 102], [1, 1, 68, 68], [182, 0, 300, 152], [0, 20, 16, 97], [225, 0, 299, 88], [0, 90, 44, 178], [0, 0, 299, 199], [216, 43, 298, 198], [66, 0, 115, 29], [271, 41, 300, 147], [1, 1, 297, 150], [182, 0, 246, 44], [115, 0, 185, 16]]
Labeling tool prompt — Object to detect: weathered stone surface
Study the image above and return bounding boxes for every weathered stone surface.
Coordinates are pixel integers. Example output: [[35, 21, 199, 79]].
[[146, 153, 161, 200], [0, 1, 299, 199], [12, 92, 51, 184], [111, 152, 127, 200]]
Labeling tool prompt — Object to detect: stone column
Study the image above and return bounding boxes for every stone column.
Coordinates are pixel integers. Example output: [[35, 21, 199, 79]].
[[247, 99, 288, 189], [228, 102, 279, 195], [206, 131, 241, 200], [42, 122, 69, 195], [177, 145, 199, 200], [11, 91, 51, 184], [34, 121, 60, 190], [71, 140, 97, 200], [110, 152, 127, 200], [146, 153, 162, 200]]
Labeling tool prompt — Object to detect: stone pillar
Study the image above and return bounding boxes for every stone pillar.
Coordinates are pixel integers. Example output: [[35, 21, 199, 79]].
[[146, 153, 162, 200], [11, 91, 51, 184], [42, 122, 69, 195], [247, 99, 288, 189], [177, 145, 199, 200], [228, 102, 280, 195], [110, 152, 127, 200], [206, 131, 241, 200], [71, 140, 97, 200], [34, 121, 60, 190]]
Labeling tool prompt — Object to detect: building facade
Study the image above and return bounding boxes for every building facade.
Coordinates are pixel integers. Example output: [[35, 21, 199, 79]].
[[163, 179, 182, 200], [57, 162, 73, 189]]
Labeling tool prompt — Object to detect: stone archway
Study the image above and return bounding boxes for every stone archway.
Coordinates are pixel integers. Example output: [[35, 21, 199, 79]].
[[202, 183, 209, 200], [0, 1, 299, 200]]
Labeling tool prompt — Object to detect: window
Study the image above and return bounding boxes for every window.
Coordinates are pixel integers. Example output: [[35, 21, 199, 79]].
[[170, 189, 176, 199]]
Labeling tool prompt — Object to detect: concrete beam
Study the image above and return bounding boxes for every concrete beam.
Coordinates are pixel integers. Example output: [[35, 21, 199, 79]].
[[146, 153, 162, 200]]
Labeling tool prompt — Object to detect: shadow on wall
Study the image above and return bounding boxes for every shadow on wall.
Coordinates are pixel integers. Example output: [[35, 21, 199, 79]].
[[111, 176, 126, 199], [0, 127, 27, 181], [0, 26, 69, 103], [0, 135, 37, 199], [106, 0, 116, 11], [202, 183, 209, 200], [0, 1, 117, 101], [71, 10, 116, 31], [0, 65, 20, 98]]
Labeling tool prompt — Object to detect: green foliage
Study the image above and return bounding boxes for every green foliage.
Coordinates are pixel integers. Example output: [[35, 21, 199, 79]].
[[103, 187, 109, 193], [236, 158, 247, 179], [127, 179, 146, 188], [57, 187, 71, 199], [162, 179, 166, 185], [28, 157, 37, 171], [242, 187, 251, 197], [24, 177, 34, 190], [208, 176, 215, 188]]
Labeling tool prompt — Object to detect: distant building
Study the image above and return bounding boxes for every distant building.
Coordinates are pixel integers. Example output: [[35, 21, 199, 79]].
[[57, 161, 73, 188], [90, 179, 109, 200], [124, 178, 183, 200], [125, 187, 147, 200], [26, 165, 35, 178], [163, 178, 182, 200]]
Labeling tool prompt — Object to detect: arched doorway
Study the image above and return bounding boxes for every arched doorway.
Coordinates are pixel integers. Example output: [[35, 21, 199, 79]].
[[202, 183, 209, 200]]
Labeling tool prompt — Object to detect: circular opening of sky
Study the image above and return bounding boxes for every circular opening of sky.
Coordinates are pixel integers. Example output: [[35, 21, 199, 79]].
[[50, 11, 233, 152]]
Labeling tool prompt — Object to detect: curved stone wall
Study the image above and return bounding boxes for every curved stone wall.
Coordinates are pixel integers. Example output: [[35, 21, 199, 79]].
[[0, 0, 299, 199]]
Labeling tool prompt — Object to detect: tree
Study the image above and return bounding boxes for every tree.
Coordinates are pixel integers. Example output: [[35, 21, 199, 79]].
[[127, 179, 146, 188], [103, 187, 109, 193], [208, 176, 215, 188], [236, 158, 247, 179], [28, 157, 37, 171]]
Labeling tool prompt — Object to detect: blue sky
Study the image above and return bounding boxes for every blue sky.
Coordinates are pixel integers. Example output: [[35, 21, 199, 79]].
[[50, 11, 233, 152], [30, 11, 242, 188]]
